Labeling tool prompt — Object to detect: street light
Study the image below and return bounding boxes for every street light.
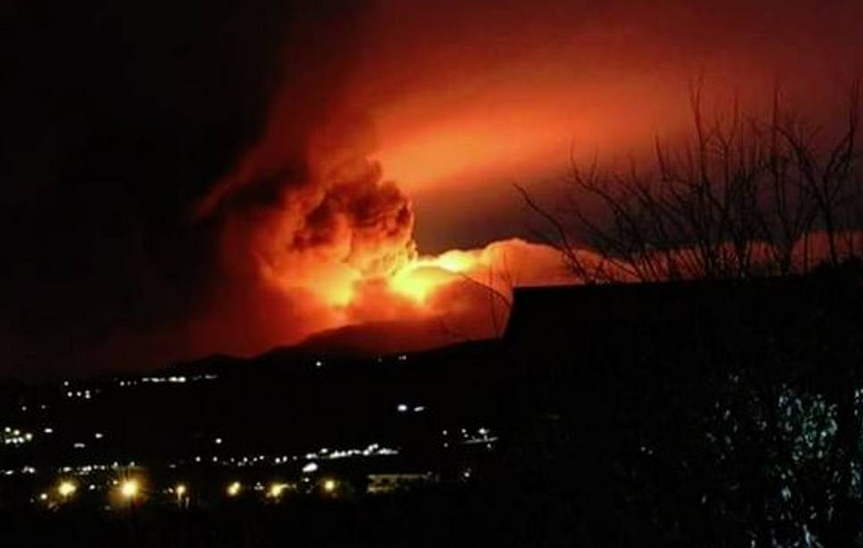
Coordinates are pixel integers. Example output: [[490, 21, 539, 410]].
[[268, 483, 287, 499], [226, 481, 241, 497], [120, 479, 140, 500], [57, 480, 77, 499]]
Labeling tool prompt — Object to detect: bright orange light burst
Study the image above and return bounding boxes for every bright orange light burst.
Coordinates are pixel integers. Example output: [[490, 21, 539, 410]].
[[388, 249, 479, 303]]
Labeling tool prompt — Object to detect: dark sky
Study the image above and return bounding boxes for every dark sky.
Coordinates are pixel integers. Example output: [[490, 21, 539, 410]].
[[2, 0, 862, 379]]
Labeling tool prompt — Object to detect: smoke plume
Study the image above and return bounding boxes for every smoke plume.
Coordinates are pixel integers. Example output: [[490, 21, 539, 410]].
[[191, 101, 574, 356]]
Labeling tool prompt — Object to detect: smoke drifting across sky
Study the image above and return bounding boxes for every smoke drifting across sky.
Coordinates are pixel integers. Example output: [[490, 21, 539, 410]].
[[1, 0, 862, 378]]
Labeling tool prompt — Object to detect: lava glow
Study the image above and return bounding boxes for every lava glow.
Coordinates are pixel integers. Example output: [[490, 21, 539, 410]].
[[193, 92, 578, 353], [387, 250, 478, 303]]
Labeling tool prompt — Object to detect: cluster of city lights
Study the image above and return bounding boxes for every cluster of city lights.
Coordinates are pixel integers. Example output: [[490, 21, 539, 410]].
[[2, 426, 34, 446], [2, 431, 493, 480], [35, 475, 345, 507], [441, 427, 497, 449], [4, 441, 401, 477], [140, 375, 186, 384], [306, 443, 398, 460], [60, 381, 98, 400], [1, 461, 141, 478], [222, 477, 339, 498], [118, 373, 218, 388], [2, 432, 491, 478], [183, 442, 399, 469], [59, 373, 220, 392]]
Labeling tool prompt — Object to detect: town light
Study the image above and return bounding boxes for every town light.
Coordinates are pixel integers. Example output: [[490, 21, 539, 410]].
[[268, 483, 287, 498], [120, 479, 140, 499], [175, 483, 187, 497], [57, 480, 77, 498], [226, 481, 241, 497], [322, 479, 337, 493]]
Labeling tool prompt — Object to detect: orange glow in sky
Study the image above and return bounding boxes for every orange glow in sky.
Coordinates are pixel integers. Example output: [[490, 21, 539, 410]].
[[188, 0, 863, 361], [372, 104, 574, 194]]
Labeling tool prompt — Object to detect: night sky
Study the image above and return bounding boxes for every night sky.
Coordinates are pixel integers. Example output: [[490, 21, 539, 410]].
[[2, 0, 862, 378]]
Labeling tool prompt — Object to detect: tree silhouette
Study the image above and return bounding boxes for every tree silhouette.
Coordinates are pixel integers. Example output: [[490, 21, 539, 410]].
[[520, 82, 862, 283]]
